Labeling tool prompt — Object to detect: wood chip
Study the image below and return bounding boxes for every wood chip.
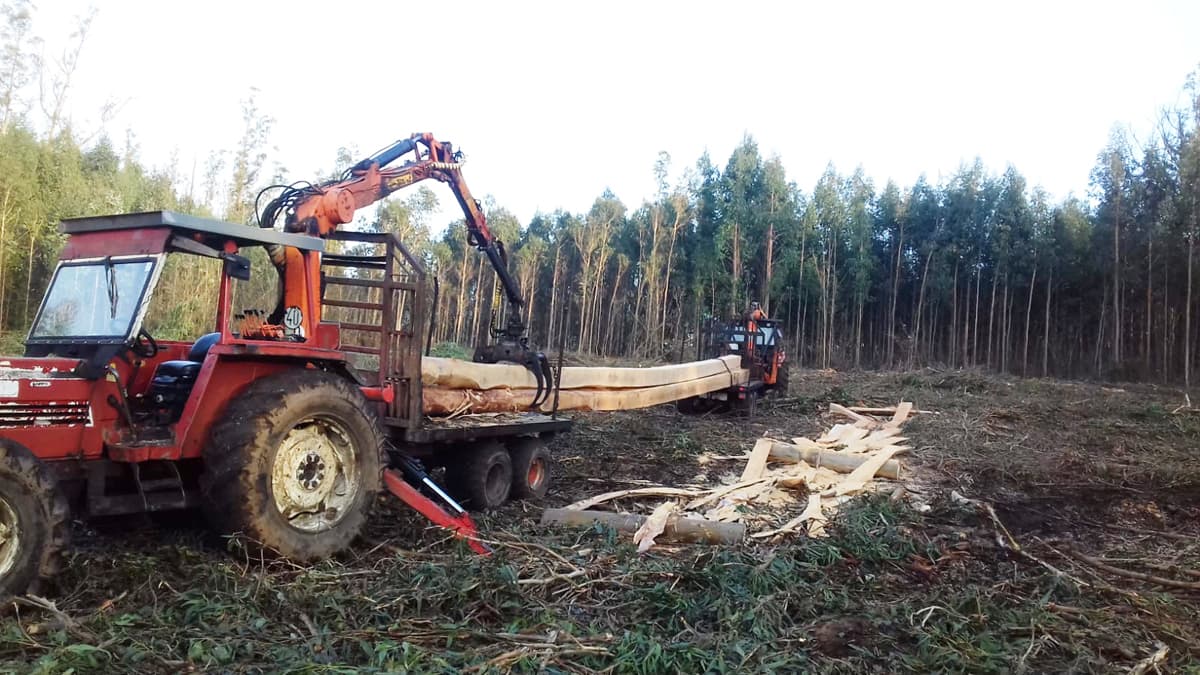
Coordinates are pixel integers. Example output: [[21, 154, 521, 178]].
[[564, 486, 706, 511], [832, 446, 904, 496], [751, 493, 827, 538], [887, 401, 914, 427], [685, 477, 771, 511], [740, 438, 773, 482], [632, 501, 678, 553]]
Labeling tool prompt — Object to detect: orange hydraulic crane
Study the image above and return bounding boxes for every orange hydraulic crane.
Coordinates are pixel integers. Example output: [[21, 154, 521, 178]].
[[256, 133, 554, 403]]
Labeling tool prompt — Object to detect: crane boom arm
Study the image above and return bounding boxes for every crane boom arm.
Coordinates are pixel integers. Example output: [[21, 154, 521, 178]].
[[259, 133, 554, 405], [279, 133, 525, 334]]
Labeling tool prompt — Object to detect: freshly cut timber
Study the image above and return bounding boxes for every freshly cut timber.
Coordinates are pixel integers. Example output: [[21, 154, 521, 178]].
[[768, 442, 903, 479], [540, 508, 746, 545], [423, 370, 750, 415], [421, 355, 743, 391]]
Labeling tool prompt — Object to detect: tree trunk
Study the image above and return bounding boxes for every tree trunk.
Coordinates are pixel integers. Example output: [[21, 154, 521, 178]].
[[547, 246, 562, 348], [764, 222, 775, 316], [1187, 232, 1194, 391], [911, 248, 934, 366], [454, 248, 472, 343], [1023, 263, 1037, 375], [1113, 187, 1122, 366], [731, 221, 741, 317], [972, 262, 982, 365], [963, 266, 972, 367], [1042, 266, 1052, 377], [23, 233, 35, 324], [0, 188, 9, 329], [1145, 234, 1153, 373], [888, 223, 904, 368], [950, 261, 959, 366], [987, 268, 998, 369]]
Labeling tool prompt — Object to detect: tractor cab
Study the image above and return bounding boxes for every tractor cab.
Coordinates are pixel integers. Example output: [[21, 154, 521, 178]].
[[0, 211, 345, 507]]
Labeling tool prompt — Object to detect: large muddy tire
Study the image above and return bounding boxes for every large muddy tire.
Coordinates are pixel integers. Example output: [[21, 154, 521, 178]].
[[0, 440, 69, 601], [200, 371, 385, 562], [447, 442, 512, 511], [508, 437, 551, 500]]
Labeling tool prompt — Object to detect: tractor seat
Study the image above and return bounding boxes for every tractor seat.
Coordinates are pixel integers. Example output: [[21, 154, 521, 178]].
[[153, 332, 220, 375], [149, 333, 220, 413]]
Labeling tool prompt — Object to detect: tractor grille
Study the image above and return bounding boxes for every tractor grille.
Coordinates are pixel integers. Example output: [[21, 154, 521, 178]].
[[0, 401, 91, 427]]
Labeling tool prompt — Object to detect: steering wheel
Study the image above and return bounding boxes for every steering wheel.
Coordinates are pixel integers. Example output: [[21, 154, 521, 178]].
[[131, 328, 159, 358]]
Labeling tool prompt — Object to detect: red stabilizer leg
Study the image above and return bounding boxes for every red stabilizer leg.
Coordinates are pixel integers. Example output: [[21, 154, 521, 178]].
[[383, 469, 491, 555]]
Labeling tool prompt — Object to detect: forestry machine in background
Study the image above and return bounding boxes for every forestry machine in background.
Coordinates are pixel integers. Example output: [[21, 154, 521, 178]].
[[256, 133, 556, 405]]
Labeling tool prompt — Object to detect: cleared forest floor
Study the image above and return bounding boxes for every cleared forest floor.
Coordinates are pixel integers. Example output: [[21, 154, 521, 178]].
[[3, 370, 1198, 673]]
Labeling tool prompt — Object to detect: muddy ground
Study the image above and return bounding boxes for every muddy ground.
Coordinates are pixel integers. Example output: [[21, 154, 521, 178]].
[[2, 369, 1198, 673]]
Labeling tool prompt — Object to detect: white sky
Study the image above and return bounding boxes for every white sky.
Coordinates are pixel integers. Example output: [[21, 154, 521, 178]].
[[32, 0, 1200, 231]]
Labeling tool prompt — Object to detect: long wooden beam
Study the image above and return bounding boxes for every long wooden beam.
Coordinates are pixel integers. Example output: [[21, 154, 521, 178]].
[[421, 355, 743, 391], [422, 369, 748, 415]]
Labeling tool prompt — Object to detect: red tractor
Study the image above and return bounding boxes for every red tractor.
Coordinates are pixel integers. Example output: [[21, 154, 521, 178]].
[[0, 134, 566, 598]]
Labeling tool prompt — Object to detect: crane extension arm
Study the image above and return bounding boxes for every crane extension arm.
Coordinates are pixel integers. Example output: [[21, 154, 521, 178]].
[[258, 133, 555, 404]]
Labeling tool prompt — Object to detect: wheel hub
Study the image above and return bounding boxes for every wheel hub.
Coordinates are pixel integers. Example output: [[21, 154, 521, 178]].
[[271, 418, 360, 532], [296, 452, 327, 490], [0, 495, 19, 579]]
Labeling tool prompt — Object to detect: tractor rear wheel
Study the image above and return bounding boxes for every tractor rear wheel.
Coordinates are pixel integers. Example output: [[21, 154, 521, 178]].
[[0, 440, 69, 601], [507, 437, 551, 500], [200, 371, 384, 562], [447, 442, 512, 510]]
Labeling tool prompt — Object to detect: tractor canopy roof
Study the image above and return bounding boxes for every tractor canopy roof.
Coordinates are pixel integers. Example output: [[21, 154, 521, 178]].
[[58, 210, 324, 259]]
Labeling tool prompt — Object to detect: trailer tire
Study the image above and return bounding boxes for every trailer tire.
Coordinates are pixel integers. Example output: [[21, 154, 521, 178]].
[[200, 370, 384, 562], [447, 442, 512, 511], [508, 437, 551, 500], [0, 440, 69, 602]]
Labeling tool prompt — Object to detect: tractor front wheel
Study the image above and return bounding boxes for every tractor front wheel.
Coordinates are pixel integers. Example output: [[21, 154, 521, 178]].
[[200, 371, 385, 562], [0, 440, 69, 601]]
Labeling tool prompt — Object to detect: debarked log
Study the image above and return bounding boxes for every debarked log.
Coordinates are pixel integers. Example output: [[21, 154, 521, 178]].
[[421, 355, 743, 391], [767, 442, 902, 479], [422, 370, 749, 415], [540, 508, 745, 544]]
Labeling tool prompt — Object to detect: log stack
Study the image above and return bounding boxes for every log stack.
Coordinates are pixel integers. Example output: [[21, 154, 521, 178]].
[[421, 355, 748, 415]]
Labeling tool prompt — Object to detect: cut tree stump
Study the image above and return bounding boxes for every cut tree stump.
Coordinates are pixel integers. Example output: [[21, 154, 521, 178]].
[[541, 508, 745, 545]]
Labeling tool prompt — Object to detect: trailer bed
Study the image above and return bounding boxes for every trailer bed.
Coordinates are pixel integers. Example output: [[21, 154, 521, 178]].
[[402, 412, 572, 444]]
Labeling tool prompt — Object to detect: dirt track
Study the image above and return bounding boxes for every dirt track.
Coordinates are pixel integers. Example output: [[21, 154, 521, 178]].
[[3, 369, 1197, 673]]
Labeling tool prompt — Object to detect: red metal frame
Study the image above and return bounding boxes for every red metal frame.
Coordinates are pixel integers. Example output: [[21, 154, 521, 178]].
[[383, 469, 490, 555]]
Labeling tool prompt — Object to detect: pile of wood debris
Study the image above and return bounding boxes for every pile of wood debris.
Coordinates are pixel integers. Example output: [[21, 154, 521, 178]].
[[542, 402, 925, 551]]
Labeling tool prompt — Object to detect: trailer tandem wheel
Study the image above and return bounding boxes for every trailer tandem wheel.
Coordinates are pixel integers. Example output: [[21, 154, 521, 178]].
[[507, 436, 551, 500], [446, 442, 512, 511]]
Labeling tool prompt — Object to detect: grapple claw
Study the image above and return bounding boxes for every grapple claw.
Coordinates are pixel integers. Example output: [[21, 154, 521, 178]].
[[522, 350, 554, 409]]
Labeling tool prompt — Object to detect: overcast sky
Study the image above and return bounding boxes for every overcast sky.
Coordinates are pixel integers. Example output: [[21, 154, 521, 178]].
[[32, 0, 1200, 230]]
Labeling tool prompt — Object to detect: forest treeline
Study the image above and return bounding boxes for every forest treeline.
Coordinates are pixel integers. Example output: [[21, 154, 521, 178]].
[[1, 4, 1198, 384]]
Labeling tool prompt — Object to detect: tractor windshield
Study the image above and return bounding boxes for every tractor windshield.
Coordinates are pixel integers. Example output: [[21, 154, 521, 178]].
[[30, 258, 156, 340]]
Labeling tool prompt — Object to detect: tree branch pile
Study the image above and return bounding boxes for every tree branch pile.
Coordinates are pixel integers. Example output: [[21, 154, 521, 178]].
[[543, 401, 922, 551]]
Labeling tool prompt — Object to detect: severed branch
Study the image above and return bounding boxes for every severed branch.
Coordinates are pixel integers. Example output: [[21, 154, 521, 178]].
[[1060, 547, 1200, 591], [1127, 641, 1169, 675], [950, 491, 1089, 587]]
